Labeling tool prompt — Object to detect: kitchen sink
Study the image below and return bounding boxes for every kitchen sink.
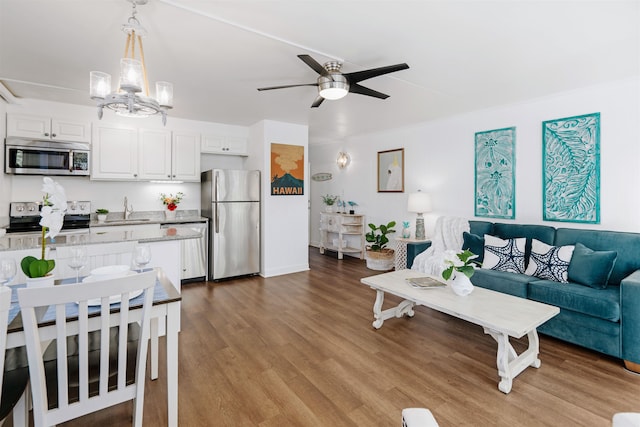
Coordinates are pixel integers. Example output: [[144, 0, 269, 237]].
[[104, 218, 152, 223]]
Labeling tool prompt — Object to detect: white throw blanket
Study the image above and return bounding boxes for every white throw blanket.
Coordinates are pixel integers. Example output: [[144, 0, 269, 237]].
[[411, 216, 470, 276]]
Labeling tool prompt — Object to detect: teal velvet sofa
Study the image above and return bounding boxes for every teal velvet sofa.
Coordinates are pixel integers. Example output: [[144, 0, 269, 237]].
[[407, 220, 640, 371]]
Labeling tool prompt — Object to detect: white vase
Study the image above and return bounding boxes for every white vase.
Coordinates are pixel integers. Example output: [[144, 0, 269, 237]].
[[324, 205, 333, 213], [97, 214, 107, 223], [26, 275, 55, 288], [450, 273, 474, 296], [165, 210, 177, 220]]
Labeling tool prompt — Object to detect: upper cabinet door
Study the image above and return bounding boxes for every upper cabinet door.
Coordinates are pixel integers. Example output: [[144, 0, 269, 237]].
[[7, 114, 90, 142], [201, 134, 248, 156], [91, 125, 138, 180], [138, 128, 172, 180], [51, 118, 91, 142], [172, 132, 201, 182]]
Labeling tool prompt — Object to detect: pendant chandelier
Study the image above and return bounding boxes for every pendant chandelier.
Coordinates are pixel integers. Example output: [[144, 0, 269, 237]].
[[89, 0, 173, 125]]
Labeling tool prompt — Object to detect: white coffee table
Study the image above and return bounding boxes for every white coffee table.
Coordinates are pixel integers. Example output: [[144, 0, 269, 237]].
[[361, 269, 560, 393]]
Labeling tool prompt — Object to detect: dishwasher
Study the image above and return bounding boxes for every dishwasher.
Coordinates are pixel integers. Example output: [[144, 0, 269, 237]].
[[160, 221, 208, 283]]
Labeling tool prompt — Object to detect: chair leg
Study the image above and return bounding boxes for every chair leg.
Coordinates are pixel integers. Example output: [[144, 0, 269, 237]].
[[12, 382, 30, 427]]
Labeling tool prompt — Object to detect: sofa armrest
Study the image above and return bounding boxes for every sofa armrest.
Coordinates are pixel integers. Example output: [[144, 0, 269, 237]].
[[621, 270, 640, 365], [407, 241, 432, 269]]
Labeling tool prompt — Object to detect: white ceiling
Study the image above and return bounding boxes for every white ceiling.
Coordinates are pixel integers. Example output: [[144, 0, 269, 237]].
[[1, 1, 638, 144]]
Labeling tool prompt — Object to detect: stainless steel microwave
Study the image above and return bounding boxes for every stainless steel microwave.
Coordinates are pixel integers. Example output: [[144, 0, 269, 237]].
[[5, 137, 90, 176]]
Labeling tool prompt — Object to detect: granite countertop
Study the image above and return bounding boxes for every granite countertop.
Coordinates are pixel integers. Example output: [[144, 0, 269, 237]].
[[90, 209, 207, 227], [0, 226, 203, 252]]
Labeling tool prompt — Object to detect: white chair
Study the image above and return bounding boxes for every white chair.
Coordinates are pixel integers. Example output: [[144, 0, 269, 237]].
[[0, 286, 29, 427], [402, 408, 439, 427], [18, 270, 156, 427]]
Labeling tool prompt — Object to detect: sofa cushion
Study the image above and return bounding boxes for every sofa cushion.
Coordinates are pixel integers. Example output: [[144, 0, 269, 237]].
[[528, 279, 620, 322], [493, 223, 556, 267], [555, 228, 640, 286], [470, 268, 532, 298], [462, 232, 485, 263], [482, 235, 526, 274], [567, 243, 617, 289], [524, 239, 575, 283], [469, 220, 493, 237]]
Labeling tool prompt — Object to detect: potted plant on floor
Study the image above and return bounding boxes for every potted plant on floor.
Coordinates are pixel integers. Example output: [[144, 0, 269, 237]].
[[365, 221, 397, 271]]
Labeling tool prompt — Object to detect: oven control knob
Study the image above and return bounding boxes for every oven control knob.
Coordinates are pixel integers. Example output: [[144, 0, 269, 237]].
[[70, 202, 77, 210], [16, 205, 24, 212], [27, 205, 36, 212]]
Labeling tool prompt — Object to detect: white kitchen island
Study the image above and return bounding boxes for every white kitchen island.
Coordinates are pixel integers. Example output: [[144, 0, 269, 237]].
[[0, 227, 201, 290]]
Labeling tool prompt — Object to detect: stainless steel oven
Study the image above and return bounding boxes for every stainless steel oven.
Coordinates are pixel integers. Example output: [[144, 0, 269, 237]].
[[5, 137, 90, 176]]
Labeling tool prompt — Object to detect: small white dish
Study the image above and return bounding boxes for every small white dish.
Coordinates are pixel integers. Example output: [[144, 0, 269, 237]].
[[90, 264, 130, 280]]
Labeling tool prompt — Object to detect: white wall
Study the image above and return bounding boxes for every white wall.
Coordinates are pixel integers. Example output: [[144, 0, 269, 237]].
[[309, 77, 640, 247], [4, 99, 250, 213], [248, 120, 309, 277]]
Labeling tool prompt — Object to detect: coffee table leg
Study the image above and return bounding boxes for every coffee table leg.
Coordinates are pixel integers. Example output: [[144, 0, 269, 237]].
[[372, 289, 415, 329], [484, 327, 542, 394]]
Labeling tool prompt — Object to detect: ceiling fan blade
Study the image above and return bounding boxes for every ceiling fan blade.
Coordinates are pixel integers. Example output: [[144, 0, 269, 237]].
[[345, 63, 409, 84], [349, 83, 389, 100], [311, 95, 325, 108], [298, 54, 327, 75], [257, 83, 318, 91]]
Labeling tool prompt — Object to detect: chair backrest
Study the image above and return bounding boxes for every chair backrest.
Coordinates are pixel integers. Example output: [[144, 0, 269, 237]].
[[18, 270, 156, 427], [53, 242, 136, 280], [0, 286, 11, 395]]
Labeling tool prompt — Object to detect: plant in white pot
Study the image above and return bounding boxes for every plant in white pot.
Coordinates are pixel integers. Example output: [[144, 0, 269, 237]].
[[365, 221, 396, 271], [20, 177, 66, 287], [441, 249, 480, 296], [96, 208, 109, 223], [321, 194, 338, 212]]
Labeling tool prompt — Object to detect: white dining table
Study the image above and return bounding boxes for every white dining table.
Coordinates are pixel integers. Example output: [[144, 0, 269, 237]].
[[5, 267, 181, 427]]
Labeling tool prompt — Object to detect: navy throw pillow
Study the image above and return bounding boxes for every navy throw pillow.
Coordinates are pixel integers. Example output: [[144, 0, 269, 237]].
[[462, 232, 484, 263], [567, 242, 617, 289]]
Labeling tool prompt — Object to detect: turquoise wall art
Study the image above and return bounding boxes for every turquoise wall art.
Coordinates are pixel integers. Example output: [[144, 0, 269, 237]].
[[542, 112, 600, 223], [474, 127, 516, 219]]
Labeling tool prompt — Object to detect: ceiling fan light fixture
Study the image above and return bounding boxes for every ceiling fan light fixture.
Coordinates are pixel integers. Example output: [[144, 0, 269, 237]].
[[318, 74, 349, 100], [89, 0, 172, 125]]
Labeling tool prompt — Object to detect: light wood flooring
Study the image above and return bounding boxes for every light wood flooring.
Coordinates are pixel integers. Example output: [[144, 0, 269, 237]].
[[36, 248, 640, 425]]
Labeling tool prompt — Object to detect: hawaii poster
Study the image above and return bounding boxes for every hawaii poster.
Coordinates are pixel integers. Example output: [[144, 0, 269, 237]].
[[271, 143, 304, 196]]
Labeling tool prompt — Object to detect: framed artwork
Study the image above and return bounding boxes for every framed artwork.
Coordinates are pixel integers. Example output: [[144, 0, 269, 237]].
[[474, 127, 516, 219], [377, 148, 404, 192], [542, 112, 600, 223], [270, 143, 304, 196]]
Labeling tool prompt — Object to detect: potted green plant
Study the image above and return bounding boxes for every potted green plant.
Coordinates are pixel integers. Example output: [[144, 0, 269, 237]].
[[321, 194, 338, 212], [365, 221, 396, 270], [442, 249, 481, 296], [21, 177, 66, 287], [96, 208, 109, 223]]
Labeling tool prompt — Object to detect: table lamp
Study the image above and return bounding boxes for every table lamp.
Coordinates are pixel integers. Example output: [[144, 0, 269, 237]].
[[407, 191, 432, 240]]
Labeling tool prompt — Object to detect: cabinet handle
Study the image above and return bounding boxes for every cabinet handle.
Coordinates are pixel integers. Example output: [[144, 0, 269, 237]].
[[133, 174, 138, 177], [44, 132, 49, 137], [168, 175, 171, 178], [51, 133, 57, 137]]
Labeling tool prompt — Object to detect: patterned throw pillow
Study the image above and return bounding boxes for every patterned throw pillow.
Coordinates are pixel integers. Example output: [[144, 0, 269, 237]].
[[481, 235, 526, 274], [524, 239, 575, 283]]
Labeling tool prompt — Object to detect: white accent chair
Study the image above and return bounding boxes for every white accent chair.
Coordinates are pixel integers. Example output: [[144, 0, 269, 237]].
[[0, 286, 29, 427], [402, 408, 439, 427], [18, 270, 156, 427]]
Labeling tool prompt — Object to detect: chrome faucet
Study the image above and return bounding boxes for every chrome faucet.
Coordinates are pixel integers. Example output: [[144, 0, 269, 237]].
[[124, 196, 133, 220]]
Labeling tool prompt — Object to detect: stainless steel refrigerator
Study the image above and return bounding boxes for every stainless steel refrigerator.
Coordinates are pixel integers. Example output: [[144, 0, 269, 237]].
[[201, 169, 261, 280]]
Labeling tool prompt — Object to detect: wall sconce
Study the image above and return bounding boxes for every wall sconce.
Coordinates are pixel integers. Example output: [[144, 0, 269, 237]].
[[336, 152, 351, 169], [407, 190, 432, 240]]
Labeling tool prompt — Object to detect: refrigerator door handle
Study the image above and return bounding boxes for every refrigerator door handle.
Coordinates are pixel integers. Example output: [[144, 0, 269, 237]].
[[214, 205, 219, 233]]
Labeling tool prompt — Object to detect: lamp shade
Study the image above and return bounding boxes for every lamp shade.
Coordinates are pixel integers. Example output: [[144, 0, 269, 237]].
[[407, 191, 432, 213]]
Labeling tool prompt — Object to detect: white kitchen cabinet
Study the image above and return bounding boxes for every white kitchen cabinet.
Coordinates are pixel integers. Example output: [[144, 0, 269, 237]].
[[138, 128, 172, 180], [171, 132, 201, 181], [92, 126, 200, 182], [201, 134, 248, 156], [7, 113, 91, 142], [91, 125, 139, 180]]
